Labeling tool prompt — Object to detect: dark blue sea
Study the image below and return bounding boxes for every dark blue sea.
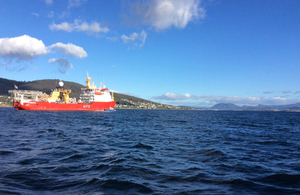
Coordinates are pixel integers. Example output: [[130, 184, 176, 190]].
[[0, 108, 300, 195]]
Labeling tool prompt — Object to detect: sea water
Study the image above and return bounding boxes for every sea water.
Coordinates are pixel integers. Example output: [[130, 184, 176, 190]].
[[0, 108, 299, 194]]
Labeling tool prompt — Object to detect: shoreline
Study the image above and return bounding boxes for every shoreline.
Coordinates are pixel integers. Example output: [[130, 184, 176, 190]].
[[0, 104, 12, 107]]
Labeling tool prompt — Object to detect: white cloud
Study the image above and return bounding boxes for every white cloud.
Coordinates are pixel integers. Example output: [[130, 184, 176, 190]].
[[49, 58, 73, 74], [0, 35, 87, 72], [0, 35, 49, 61], [128, 0, 205, 31], [68, 0, 87, 8], [121, 33, 138, 43], [153, 92, 191, 100], [192, 95, 262, 105], [153, 93, 300, 106], [49, 20, 109, 34], [31, 13, 39, 17], [50, 42, 87, 58], [49, 22, 73, 32], [48, 58, 56, 63], [121, 30, 147, 47], [73, 20, 109, 33], [45, 0, 53, 5]]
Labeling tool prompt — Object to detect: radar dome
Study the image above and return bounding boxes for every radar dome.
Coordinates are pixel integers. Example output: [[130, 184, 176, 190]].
[[59, 81, 64, 87]]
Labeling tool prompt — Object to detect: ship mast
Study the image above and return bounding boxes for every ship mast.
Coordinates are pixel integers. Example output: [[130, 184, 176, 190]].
[[85, 72, 92, 89]]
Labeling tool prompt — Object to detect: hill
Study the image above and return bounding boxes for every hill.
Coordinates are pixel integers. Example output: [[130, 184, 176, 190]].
[[0, 77, 191, 109], [1, 78, 84, 99], [211, 103, 240, 110]]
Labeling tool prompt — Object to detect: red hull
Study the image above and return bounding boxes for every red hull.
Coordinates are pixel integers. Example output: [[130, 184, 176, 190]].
[[14, 101, 116, 111]]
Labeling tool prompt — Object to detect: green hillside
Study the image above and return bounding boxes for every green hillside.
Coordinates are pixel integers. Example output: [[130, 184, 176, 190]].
[[0, 77, 191, 109], [0, 77, 153, 103], [0, 78, 84, 99]]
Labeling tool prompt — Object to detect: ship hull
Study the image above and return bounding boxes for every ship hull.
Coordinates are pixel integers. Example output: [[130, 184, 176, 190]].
[[14, 101, 116, 111]]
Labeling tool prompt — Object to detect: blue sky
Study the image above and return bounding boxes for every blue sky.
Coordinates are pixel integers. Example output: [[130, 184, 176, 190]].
[[0, 0, 299, 107]]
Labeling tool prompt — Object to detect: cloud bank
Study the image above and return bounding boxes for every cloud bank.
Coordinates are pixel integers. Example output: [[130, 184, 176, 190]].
[[0, 35, 87, 74], [127, 0, 205, 31], [153, 92, 299, 106], [154, 92, 191, 100], [0, 35, 87, 61], [49, 20, 109, 34]]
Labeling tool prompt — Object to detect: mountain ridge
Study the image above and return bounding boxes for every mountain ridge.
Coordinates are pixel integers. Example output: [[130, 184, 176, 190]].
[[210, 103, 300, 111]]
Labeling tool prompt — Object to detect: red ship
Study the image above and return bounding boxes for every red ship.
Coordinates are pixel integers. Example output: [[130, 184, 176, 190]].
[[12, 72, 116, 111]]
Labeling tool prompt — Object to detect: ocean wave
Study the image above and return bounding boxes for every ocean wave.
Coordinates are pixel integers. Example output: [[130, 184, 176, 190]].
[[1, 109, 300, 194]]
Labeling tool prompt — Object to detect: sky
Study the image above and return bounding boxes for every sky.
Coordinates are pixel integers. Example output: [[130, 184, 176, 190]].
[[0, 0, 300, 107]]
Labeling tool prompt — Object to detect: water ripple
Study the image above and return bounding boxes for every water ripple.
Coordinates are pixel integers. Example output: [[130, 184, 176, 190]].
[[0, 108, 300, 194]]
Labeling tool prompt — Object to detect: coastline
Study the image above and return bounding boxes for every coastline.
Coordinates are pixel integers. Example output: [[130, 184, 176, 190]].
[[0, 104, 12, 107]]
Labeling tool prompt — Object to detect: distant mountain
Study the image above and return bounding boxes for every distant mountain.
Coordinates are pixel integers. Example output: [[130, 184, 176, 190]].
[[210, 102, 300, 111], [211, 103, 241, 110], [246, 103, 300, 110]]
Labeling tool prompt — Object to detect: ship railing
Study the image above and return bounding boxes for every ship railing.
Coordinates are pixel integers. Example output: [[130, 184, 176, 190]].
[[81, 88, 112, 92], [9, 90, 44, 101], [9, 90, 43, 95], [69, 97, 76, 103], [80, 93, 94, 96]]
